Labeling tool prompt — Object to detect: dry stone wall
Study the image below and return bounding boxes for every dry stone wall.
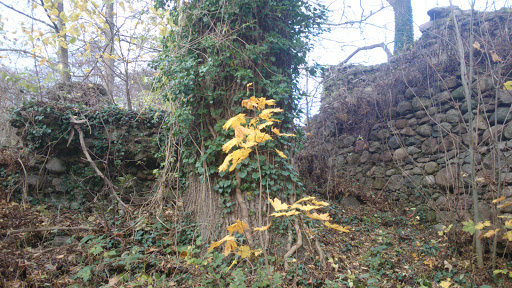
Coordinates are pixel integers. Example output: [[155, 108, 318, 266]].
[[300, 7, 512, 223]]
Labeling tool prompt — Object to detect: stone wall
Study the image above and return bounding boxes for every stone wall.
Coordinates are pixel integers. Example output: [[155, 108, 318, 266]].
[[9, 102, 166, 208], [300, 7, 512, 223]]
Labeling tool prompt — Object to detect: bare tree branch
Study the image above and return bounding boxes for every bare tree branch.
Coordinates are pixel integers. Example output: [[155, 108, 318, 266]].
[[0, 1, 53, 29], [340, 42, 392, 65]]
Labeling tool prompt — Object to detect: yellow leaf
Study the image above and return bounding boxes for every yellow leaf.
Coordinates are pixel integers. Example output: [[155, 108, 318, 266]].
[[227, 259, 237, 271], [473, 41, 482, 52], [222, 138, 239, 153], [218, 154, 233, 172], [295, 204, 321, 211], [271, 210, 301, 217], [234, 126, 251, 140], [504, 81, 512, 90], [424, 258, 435, 269], [493, 196, 506, 203], [254, 223, 271, 231], [491, 51, 503, 62], [275, 149, 287, 159], [227, 219, 249, 235], [505, 220, 512, 229], [208, 235, 235, 252], [271, 127, 295, 137], [440, 278, 452, 288], [324, 222, 350, 233], [259, 108, 283, 121], [257, 121, 274, 130], [475, 221, 491, 230], [483, 229, 500, 238], [498, 202, 512, 209], [504, 231, 512, 241], [224, 239, 237, 256], [306, 212, 331, 221], [236, 245, 251, 259], [223, 114, 246, 130], [220, 148, 252, 172], [295, 196, 316, 204], [50, 9, 59, 17], [241, 96, 259, 110], [268, 198, 289, 211], [312, 200, 329, 207], [240, 141, 257, 149], [252, 249, 262, 256]]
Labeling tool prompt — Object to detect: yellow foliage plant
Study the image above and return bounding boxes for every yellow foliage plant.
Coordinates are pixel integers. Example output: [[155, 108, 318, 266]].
[[210, 85, 350, 271]]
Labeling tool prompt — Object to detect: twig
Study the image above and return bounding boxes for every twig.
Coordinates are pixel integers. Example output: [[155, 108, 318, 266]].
[[17, 158, 28, 204], [284, 218, 302, 271], [8, 226, 100, 234]]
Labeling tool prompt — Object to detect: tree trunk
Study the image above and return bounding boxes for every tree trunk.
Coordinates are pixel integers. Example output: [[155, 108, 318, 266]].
[[104, 0, 116, 104], [56, 0, 71, 83], [386, 0, 413, 54]]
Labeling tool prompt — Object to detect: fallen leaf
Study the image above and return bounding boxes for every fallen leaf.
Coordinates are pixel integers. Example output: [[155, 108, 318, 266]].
[[424, 258, 435, 268], [324, 222, 350, 232], [440, 278, 452, 288], [444, 260, 453, 272]]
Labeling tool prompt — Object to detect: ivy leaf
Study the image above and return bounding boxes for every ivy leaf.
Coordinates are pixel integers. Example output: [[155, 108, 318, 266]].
[[227, 219, 249, 235]]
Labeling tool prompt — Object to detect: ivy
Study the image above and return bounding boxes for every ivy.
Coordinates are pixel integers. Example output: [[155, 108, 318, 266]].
[[153, 0, 327, 212]]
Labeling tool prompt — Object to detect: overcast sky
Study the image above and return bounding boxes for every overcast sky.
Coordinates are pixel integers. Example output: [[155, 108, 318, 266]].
[[314, 0, 511, 66]]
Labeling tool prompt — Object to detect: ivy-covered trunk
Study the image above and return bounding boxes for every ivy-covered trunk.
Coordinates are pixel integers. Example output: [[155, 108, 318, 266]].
[[387, 0, 414, 54], [153, 0, 326, 241]]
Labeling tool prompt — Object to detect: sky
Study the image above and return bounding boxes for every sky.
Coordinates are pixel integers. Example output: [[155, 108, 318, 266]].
[[313, 0, 511, 66]]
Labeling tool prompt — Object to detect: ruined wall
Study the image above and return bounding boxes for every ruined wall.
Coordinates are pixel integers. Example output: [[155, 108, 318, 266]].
[[300, 7, 512, 223]]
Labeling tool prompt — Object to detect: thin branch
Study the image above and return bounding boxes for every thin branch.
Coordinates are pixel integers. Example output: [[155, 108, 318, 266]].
[[0, 48, 44, 59], [70, 116, 130, 211], [0, 1, 53, 29], [8, 226, 100, 234], [340, 42, 392, 65]]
